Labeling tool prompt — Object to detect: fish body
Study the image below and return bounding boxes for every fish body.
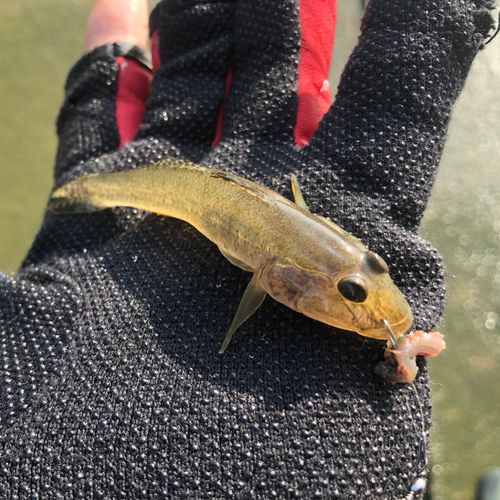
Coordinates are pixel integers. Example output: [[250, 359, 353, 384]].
[[49, 158, 413, 351]]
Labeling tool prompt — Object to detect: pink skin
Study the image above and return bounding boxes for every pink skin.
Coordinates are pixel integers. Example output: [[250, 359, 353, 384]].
[[84, 0, 149, 52], [375, 331, 446, 383]]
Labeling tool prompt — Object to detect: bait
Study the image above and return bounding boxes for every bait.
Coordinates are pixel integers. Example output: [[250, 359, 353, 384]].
[[49, 158, 414, 354], [375, 330, 446, 383]]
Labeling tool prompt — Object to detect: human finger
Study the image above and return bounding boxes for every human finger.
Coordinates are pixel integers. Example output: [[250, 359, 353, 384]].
[[84, 0, 149, 52], [55, 0, 153, 180], [135, 0, 236, 162], [209, 0, 336, 157]]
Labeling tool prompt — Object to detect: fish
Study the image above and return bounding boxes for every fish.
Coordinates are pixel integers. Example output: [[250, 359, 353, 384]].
[[49, 158, 414, 354]]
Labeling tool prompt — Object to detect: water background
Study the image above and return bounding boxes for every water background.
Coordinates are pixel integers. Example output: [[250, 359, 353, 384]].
[[1, 1, 499, 498]]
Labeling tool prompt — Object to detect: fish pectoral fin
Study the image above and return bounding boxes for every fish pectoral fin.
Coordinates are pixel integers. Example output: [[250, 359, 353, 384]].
[[291, 174, 309, 211], [219, 269, 267, 354], [219, 248, 254, 272]]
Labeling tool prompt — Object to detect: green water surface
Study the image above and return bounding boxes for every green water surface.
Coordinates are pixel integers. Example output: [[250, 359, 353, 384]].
[[1, 1, 499, 498]]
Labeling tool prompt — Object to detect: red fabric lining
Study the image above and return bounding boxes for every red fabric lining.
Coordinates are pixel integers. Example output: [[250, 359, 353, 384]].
[[148, 7, 335, 150], [295, 0, 337, 148], [116, 56, 152, 149], [151, 30, 161, 75], [212, 57, 234, 148]]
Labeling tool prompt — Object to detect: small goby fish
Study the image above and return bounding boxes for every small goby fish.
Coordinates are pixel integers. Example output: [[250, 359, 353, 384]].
[[49, 158, 414, 353]]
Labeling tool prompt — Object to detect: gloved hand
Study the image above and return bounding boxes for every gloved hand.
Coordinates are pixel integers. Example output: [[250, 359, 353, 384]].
[[0, 0, 494, 498]]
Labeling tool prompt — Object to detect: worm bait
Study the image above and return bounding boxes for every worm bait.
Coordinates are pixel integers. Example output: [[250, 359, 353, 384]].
[[375, 330, 446, 383]]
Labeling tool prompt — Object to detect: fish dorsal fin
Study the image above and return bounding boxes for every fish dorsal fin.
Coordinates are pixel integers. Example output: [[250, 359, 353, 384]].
[[219, 248, 254, 272], [291, 174, 309, 210], [219, 266, 267, 354], [290, 174, 367, 251], [209, 170, 276, 205], [317, 216, 368, 252], [291, 174, 368, 252]]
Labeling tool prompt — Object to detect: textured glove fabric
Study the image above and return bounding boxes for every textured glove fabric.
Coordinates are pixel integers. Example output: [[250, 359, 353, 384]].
[[0, 0, 494, 498]]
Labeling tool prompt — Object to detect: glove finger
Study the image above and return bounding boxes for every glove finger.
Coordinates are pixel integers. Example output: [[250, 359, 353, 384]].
[[55, 43, 152, 182], [136, 0, 236, 161], [303, 0, 495, 231], [211, 0, 336, 155], [292, 0, 494, 332]]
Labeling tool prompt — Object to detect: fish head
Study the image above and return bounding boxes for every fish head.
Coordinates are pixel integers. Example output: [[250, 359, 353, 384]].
[[260, 251, 413, 340]]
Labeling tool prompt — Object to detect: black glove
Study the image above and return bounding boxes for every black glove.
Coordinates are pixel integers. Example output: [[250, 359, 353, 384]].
[[0, 0, 494, 498]]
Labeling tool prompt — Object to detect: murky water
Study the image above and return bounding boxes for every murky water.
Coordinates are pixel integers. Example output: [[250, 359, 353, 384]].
[[421, 46, 500, 497], [1, 1, 499, 498]]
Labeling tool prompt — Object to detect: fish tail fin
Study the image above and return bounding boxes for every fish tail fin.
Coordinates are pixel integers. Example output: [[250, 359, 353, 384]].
[[48, 176, 105, 214]]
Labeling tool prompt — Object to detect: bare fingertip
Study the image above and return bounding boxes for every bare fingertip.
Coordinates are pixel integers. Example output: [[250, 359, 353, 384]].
[[84, 0, 149, 52]]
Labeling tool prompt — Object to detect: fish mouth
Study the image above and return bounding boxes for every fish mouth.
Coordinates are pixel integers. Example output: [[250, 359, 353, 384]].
[[362, 316, 412, 340], [340, 297, 411, 340], [349, 312, 413, 340]]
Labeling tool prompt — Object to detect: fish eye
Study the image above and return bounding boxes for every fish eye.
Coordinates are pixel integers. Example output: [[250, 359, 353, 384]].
[[363, 251, 389, 274], [337, 276, 368, 303]]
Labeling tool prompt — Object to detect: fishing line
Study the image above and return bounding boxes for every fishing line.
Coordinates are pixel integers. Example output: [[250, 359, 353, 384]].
[[485, 9, 500, 46], [402, 382, 429, 499], [411, 382, 428, 474], [382, 320, 429, 498]]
